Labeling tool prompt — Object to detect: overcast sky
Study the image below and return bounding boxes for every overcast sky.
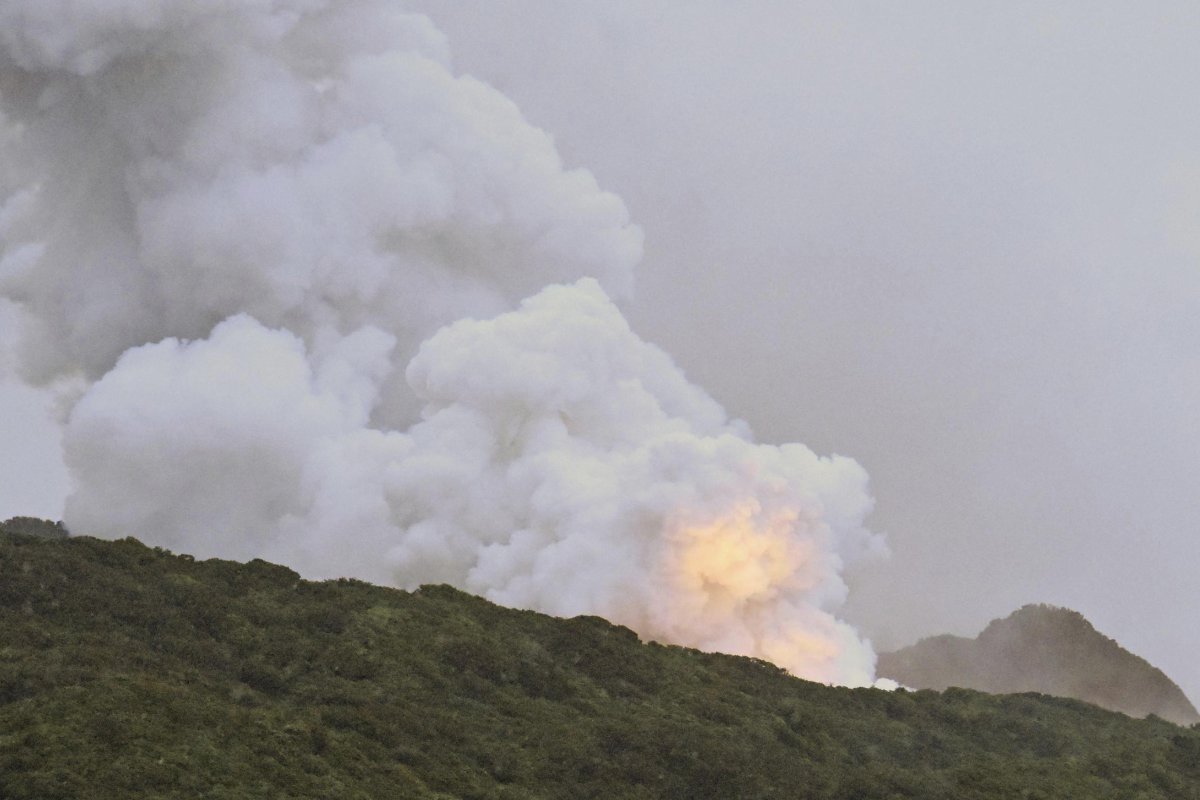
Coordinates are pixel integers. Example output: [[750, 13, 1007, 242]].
[[411, 0, 1200, 702], [3, 1, 1199, 702]]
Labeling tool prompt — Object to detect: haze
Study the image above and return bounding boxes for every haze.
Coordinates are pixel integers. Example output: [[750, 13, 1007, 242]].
[[2, 3, 1198, 703]]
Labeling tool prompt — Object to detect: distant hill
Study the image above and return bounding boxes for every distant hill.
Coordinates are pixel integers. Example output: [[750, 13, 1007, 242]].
[[1, 524, 1199, 799], [878, 604, 1200, 727], [0, 516, 67, 540]]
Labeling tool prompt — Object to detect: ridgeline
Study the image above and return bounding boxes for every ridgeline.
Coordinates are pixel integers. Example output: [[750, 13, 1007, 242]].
[[878, 604, 1200, 727], [2, 522, 1199, 799]]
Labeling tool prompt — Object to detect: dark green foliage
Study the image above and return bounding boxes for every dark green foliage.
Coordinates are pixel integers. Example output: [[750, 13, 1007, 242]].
[[1, 530, 1199, 799]]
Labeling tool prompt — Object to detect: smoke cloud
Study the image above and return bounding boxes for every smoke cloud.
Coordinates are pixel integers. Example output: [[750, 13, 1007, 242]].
[[0, 0, 638, 397], [1, 0, 881, 685]]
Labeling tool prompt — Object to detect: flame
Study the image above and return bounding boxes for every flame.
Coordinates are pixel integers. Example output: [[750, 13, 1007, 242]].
[[672, 501, 807, 603], [646, 499, 869, 685]]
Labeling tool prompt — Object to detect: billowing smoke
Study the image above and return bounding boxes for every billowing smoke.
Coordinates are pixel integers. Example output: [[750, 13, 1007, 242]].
[[1, 1, 882, 685], [0, 0, 637, 404]]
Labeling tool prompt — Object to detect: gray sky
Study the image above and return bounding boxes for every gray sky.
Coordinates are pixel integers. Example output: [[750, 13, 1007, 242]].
[[0, 303, 69, 521], [411, 0, 1200, 703], [3, 1, 1198, 702]]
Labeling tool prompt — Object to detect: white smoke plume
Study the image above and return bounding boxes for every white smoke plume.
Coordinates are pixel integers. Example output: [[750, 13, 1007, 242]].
[[0, 0, 638, 406], [1, 1, 883, 685]]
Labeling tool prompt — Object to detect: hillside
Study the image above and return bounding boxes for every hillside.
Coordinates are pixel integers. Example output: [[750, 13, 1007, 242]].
[[877, 604, 1200, 727], [1, 524, 1199, 799]]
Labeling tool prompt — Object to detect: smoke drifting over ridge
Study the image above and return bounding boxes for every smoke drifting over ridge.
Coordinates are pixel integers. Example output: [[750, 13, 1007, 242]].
[[0, 1, 882, 684]]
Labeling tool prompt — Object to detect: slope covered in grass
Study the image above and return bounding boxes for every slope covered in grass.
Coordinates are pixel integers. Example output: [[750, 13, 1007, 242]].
[[1, 525, 1198, 799]]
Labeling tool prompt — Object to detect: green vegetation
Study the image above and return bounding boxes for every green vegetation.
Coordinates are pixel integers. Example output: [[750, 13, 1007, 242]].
[[1, 525, 1198, 799]]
